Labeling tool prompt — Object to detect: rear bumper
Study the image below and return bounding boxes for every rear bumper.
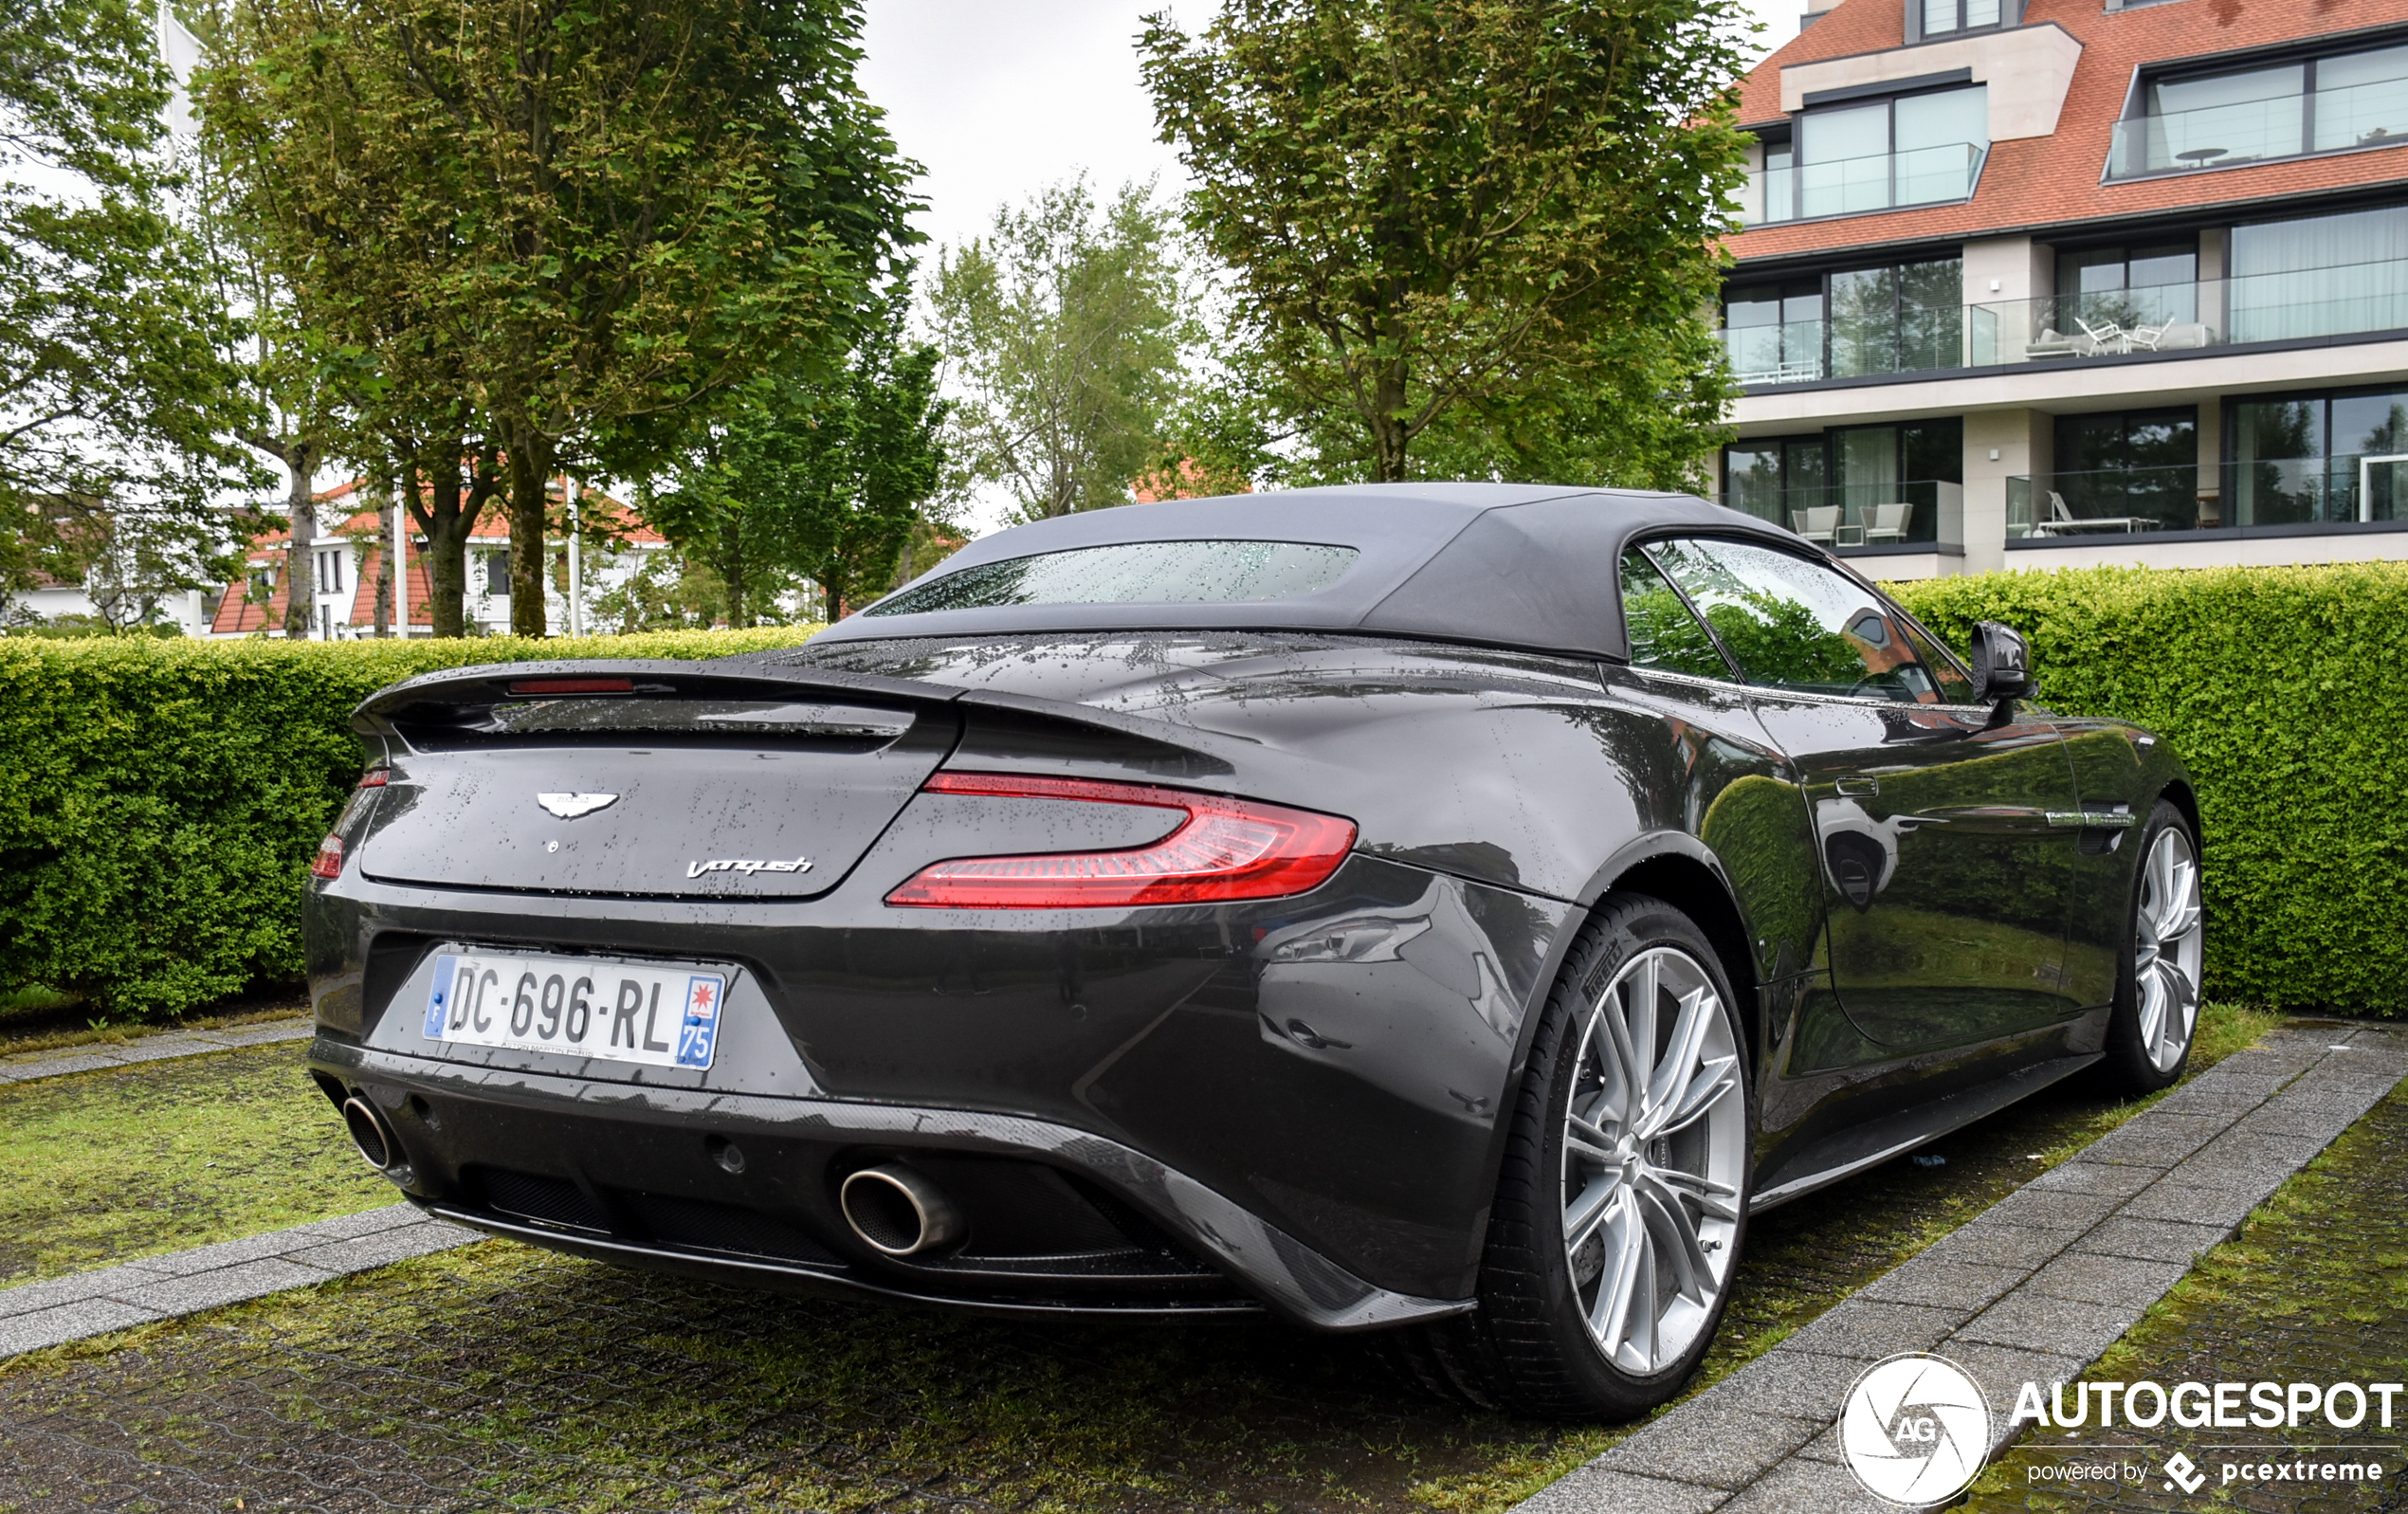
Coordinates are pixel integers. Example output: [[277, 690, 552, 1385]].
[[312, 1036, 1471, 1331]]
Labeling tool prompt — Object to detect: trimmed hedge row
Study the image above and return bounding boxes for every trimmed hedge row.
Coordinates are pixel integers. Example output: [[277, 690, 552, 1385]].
[[1892, 563, 2408, 1014], [5, 564, 2402, 1018], [0, 629, 818, 1018]]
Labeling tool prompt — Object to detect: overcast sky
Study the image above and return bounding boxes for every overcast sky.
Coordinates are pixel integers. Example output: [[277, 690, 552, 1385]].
[[857, 0, 1799, 257]]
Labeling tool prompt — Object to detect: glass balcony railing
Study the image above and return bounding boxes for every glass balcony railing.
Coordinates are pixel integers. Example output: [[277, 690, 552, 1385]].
[[2106, 81, 2408, 180], [2008, 467, 2208, 538], [1740, 143, 1987, 227], [1720, 254, 2408, 387], [1721, 480, 1965, 553]]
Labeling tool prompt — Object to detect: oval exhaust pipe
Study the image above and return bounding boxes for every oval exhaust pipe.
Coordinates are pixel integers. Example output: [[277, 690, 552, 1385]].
[[839, 1163, 967, 1257], [341, 1095, 397, 1172]]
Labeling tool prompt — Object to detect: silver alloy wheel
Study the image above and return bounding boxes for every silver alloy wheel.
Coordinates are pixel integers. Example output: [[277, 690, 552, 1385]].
[[2134, 826, 2205, 1074], [1561, 945, 1745, 1376]]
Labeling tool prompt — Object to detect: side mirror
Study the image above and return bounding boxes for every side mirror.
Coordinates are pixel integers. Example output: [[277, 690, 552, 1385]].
[[1969, 620, 2034, 703]]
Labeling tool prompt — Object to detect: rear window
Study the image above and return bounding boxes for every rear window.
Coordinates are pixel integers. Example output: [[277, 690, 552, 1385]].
[[867, 540, 1359, 617]]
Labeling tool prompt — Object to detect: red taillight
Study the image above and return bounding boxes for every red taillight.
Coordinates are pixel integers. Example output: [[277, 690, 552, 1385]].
[[310, 835, 345, 880], [357, 769, 389, 788], [887, 772, 1357, 909], [507, 677, 633, 696]]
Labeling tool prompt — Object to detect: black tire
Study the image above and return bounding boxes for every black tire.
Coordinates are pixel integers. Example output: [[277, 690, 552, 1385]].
[[1381, 893, 1754, 1419], [2098, 800, 2205, 1094]]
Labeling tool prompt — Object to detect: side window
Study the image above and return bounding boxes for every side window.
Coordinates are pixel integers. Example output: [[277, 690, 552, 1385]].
[[1894, 616, 1978, 704], [1641, 537, 1950, 703], [1619, 549, 1733, 681]]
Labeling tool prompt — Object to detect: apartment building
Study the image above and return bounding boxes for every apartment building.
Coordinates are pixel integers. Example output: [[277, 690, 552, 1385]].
[[1723, 0, 2408, 577]]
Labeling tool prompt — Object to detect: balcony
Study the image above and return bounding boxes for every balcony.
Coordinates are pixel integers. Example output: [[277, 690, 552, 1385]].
[[2009, 457, 2408, 539], [1740, 142, 1987, 228], [2106, 78, 2408, 180], [1721, 253, 2408, 387], [1724, 480, 1965, 556]]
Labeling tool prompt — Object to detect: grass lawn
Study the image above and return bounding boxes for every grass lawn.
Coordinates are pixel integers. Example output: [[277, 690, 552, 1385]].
[[0, 1006, 2283, 1513], [0, 1041, 393, 1286], [1962, 1077, 2408, 1511]]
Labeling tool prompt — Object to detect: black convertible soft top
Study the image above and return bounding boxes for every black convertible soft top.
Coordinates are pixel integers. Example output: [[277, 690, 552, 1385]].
[[814, 483, 1806, 664]]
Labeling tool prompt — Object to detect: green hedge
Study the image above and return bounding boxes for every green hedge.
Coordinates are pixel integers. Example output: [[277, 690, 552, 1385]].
[[0, 629, 818, 1018], [6, 566, 2404, 1019], [1892, 563, 2408, 1014]]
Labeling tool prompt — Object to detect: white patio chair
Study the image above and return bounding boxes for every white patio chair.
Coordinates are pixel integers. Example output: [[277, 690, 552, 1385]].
[[1865, 502, 1913, 543], [2074, 317, 2128, 356], [1790, 505, 1840, 544]]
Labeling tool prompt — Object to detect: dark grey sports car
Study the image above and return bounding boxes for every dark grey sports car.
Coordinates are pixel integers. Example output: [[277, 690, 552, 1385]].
[[303, 483, 2203, 1418]]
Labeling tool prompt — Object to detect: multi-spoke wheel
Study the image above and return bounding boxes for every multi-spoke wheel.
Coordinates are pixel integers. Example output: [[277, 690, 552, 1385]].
[[1560, 945, 1746, 1376], [1377, 894, 1754, 1420], [2102, 801, 2204, 1092]]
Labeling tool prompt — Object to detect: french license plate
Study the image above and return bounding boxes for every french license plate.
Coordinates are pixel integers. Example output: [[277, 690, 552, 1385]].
[[422, 952, 724, 1070]]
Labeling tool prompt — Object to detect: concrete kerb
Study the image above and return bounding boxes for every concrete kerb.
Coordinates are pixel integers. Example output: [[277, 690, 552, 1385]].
[[1511, 1022, 2408, 1513], [0, 1018, 314, 1085], [0, 1204, 479, 1359]]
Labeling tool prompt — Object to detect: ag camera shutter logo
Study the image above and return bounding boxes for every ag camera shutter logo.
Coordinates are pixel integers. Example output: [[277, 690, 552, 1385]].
[[1841, 1352, 1993, 1505]]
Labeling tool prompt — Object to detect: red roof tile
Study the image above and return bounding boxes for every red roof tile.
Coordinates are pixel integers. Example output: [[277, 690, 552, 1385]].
[[1729, 0, 2408, 264]]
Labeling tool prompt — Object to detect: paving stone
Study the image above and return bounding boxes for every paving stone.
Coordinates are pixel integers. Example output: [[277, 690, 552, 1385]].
[[1955, 1290, 2136, 1361], [1511, 1464, 1725, 1514], [2232, 1104, 2362, 1141], [1977, 1185, 2127, 1234], [0, 1265, 168, 1319], [283, 1202, 427, 1243], [1779, 1299, 1964, 1361], [114, 1258, 332, 1315], [1916, 1218, 2075, 1272], [0, 1053, 119, 1080], [121, 1228, 327, 1278], [1689, 1348, 1857, 1424], [2027, 1160, 2159, 1199], [1596, 1395, 1823, 1490], [0, 1298, 162, 1357], [2077, 1115, 2225, 1169], [107, 1036, 229, 1066], [285, 1223, 477, 1274], [2116, 1181, 2262, 1229], [2023, 1251, 2191, 1311], [1858, 1259, 2026, 1312], [1712, 1454, 1875, 1514], [207, 1023, 316, 1048], [2077, 1215, 2233, 1265]]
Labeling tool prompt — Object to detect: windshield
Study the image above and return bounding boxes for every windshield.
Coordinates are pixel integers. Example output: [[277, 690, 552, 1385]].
[[867, 539, 1360, 616]]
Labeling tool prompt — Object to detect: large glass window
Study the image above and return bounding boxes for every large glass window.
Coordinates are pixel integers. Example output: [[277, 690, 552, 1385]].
[[1791, 86, 1986, 221], [1922, 0, 2002, 35], [1829, 259, 1963, 376], [1724, 421, 1959, 548], [2114, 40, 2408, 177], [2227, 386, 2408, 526], [1722, 280, 1824, 384], [2229, 205, 2408, 343], [1641, 538, 1959, 703], [2053, 242, 2198, 337], [2050, 410, 2200, 533]]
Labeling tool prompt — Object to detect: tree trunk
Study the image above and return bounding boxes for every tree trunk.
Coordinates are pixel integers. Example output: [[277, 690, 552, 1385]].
[[718, 514, 747, 628], [403, 440, 485, 638], [1370, 359, 1410, 483], [374, 474, 394, 637], [504, 427, 556, 637], [269, 438, 319, 638]]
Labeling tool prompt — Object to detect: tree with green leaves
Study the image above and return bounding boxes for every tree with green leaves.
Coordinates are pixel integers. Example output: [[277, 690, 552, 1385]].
[[0, 0, 257, 620], [645, 283, 947, 623], [202, 0, 916, 635], [1140, 0, 1749, 488], [930, 179, 1190, 521]]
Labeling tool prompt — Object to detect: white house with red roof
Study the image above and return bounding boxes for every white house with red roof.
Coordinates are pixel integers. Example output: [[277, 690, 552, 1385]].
[[208, 480, 670, 639], [1724, 0, 2408, 576]]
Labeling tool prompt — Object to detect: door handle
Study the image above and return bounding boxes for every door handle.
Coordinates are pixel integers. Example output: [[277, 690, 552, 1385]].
[[1835, 777, 1880, 797]]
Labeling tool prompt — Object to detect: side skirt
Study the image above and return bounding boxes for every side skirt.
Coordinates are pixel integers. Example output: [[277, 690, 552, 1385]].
[[1747, 1051, 2102, 1213]]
